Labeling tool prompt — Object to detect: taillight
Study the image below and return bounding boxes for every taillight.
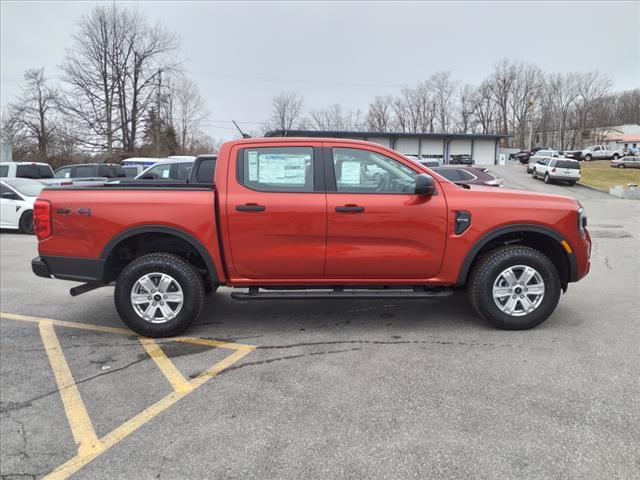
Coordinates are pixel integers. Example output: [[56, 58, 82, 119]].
[[33, 199, 51, 240]]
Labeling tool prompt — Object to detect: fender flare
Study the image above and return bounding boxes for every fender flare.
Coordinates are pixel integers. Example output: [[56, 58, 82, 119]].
[[100, 225, 219, 284], [456, 224, 577, 286]]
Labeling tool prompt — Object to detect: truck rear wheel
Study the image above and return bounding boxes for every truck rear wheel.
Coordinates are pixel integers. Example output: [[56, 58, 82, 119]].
[[114, 253, 204, 337], [468, 245, 561, 330]]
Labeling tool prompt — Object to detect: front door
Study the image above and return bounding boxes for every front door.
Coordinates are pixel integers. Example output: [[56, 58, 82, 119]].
[[324, 145, 447, 279], [225, 143, 326, 280]]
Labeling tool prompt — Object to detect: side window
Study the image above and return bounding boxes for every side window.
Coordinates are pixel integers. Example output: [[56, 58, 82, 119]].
[[0, 165, 9, 177], [434, 169, 461, 182], [145, 163, 172, 179], [332, 147, 419, 194], [16, 165, 39, 179], [0, 184, 10, 195], [55, 167, 72, 179], [175, 163, 193, 180], [239, 147, 314, 192], [593, 146, 601, 151], [74, 165, 95, 177]]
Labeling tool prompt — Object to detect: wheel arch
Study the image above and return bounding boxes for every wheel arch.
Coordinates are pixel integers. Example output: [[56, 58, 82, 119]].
[[100, 225, 219, 285], [457, 224, 577, 289]]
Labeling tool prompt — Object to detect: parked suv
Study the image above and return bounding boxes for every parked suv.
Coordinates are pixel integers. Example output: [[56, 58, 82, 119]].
[[526, 150, 559, 173], [533, 158, 581, 185], [0, 162, 55, 179]]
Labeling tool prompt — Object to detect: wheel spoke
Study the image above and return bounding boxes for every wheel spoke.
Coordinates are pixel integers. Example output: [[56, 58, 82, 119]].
[[158, 303, 175, 319], [131, 294, 150, 305], [503, 296, 518, 314], [519, 267, 536, 285], [165, 292, 183, 303], [520, 295, 535, 312], [143, 303, 157, 318], [138, 275, 155, 293], [158, 274, 172, 293], [502, 269, 518, 286], [493, 286, 512, 298], [526, 284, 545, 295]]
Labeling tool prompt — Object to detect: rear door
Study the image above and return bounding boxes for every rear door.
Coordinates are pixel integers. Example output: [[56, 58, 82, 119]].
[[323, 143, 447, 279], [225, 142, 326, 279]]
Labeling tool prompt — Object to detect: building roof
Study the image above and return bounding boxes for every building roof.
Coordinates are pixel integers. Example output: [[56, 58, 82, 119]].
[[265, 129, 507, 141]]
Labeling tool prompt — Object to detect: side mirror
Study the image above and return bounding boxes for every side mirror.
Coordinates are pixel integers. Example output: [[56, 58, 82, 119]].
[[414, 174, 436, 196], [1, 191, 19, 200]]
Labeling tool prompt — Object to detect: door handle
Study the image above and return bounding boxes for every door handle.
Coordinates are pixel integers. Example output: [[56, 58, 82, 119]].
[[236, 203, 266, 212], [335, 205, 365, 213]]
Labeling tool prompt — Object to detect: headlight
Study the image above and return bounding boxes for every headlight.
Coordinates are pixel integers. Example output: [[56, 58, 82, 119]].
[[577, 206, 587, 238]]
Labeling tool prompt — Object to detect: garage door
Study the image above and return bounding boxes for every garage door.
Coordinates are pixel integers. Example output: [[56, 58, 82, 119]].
[[473, 140, 496, 165], [394, 138, 420, 156], [449, 139, 472, 156], [420, 138, 444, 157]]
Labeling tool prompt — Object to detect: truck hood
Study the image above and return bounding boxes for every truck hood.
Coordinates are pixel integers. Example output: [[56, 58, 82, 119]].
[[449, 183, 579, 209]]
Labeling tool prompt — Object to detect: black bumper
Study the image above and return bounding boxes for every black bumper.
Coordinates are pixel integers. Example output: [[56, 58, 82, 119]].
[[32, 256, 106, 283]]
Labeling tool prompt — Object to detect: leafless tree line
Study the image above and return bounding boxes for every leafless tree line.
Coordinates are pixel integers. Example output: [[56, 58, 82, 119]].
[[1, 4, 212, 165], [268, 60, 637, 149]]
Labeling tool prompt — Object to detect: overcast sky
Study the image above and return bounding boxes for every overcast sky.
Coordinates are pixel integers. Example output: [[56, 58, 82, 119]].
[[1, 1, 639, 141]]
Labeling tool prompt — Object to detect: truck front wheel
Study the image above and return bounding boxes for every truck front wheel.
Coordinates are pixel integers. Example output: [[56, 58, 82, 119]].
[[114, 253, 205, 337], [468, 246, 561, 330]]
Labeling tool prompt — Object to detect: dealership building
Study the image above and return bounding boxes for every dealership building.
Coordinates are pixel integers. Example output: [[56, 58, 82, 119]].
[[266, 130, 506, 165]]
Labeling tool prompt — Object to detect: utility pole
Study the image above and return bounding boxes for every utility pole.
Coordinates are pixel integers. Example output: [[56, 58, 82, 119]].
[[528, 100, 534, 151], [156, 69, 162, 158]]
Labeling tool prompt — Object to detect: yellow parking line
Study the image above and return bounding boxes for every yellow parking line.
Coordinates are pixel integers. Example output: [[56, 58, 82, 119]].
[[139, 337, 194, 393], [39, 321, 104, 457], [0, 312, 254, 351], [1, 311, 256, 480], [44, 347, 254, 480]]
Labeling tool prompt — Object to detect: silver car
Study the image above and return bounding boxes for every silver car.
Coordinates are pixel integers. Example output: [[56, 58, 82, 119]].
[[610, 156, 640, 169]]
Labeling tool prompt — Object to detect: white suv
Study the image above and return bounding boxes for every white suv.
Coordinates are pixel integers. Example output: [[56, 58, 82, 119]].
[[532, 157, 581, 185], [526, 150, 559, 173], [0, 161, 55, 179]]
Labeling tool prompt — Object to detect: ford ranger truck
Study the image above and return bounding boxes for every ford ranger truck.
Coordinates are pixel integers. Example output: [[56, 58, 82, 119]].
[[31, 138, 591, 337]]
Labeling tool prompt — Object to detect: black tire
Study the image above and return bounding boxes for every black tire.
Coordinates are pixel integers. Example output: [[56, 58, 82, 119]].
[[19, 210, 34, 235], [114, 253, 204, 337], [204, 282, 218, 295], [584, 154, 592, 161], [544, 173, 550, 184], [612, 154, 619, 160], [618, 164, 625, 169], [468, 245, 561, 330], [567, 181, 576, 186]]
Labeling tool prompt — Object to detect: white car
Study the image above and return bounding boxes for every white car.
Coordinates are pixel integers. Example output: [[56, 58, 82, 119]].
[[532, 157, 581, 185], [0, 178, 45, 234]]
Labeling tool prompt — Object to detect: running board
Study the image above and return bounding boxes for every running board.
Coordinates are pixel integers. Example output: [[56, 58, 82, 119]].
[[231, 287, 452, 301]]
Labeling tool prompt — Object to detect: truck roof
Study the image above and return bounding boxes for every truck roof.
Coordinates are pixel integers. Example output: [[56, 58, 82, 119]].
[[223, 137, 388, 148]]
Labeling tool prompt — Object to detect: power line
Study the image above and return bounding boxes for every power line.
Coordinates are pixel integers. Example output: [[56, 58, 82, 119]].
[[185, 69, 404, 89]]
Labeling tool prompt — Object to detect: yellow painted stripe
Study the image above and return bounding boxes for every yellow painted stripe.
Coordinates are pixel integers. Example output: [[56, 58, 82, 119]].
[[39, 322, 104, 457], [43, 347, 254, 480], [139, 337, 194, 393], [0, 312, 256, 351]]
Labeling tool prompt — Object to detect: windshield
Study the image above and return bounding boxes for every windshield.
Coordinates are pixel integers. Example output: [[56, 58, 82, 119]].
[[4, 179, 44, 196]]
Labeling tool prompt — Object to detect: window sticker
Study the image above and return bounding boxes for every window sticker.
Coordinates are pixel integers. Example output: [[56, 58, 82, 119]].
[[340, 161, 361, 185], [248, 151, 258, 181], [258, 154, 308, 184]]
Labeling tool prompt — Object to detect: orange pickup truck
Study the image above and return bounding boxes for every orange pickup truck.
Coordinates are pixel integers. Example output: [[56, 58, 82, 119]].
[[32, 137, 591, 337]]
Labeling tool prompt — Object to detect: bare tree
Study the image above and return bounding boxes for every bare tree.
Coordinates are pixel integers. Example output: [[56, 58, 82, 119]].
[[575, 71, 613, 146], [469, 81, 497, 135], [366, 95, 394, 131], [5, 68, 59, 159], [431, 71, 457, 133], [487, 59, 518, 146], [456, 84, 475, 133], [170, 75, 209, 152], [61, 4, 178, 155], [509, 63, 544, 148], [268, 91, 303, 131]]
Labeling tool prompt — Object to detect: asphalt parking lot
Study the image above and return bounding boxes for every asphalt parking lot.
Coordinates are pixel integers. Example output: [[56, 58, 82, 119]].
[[1, 165, 639, 479]]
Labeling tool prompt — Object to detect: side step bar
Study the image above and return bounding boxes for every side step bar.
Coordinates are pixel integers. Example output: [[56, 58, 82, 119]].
[[231, 287, 453, 301]]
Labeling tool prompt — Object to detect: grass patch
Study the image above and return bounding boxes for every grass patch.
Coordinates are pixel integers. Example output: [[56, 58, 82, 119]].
[[578, 160, 640, 192]]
